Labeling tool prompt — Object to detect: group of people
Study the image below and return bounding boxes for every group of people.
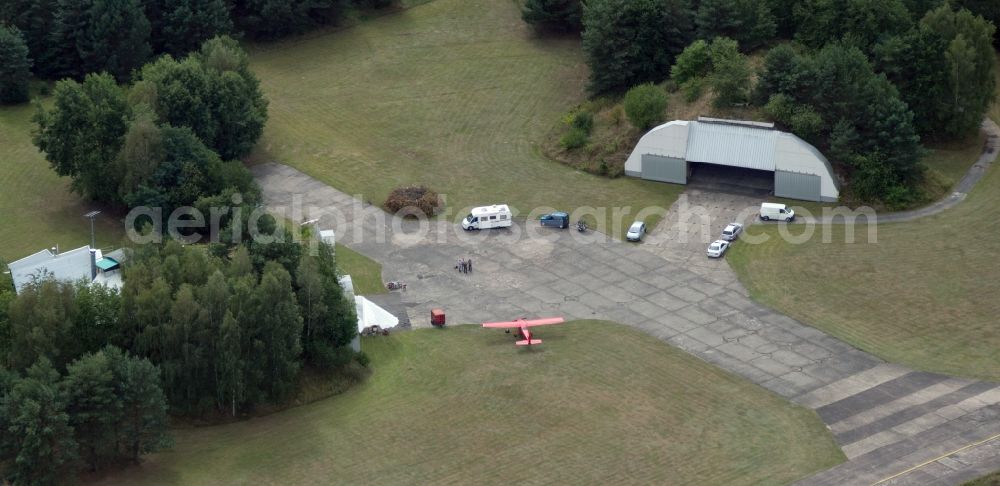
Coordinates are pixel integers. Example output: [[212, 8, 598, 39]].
[[456, 257, 473, 274]]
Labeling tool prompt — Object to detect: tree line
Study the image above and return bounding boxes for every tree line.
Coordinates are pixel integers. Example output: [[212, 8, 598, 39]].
[[31, 36, 265, 224], [0, 233, 360, 482], [0, 0, 399, 100], [523, 0, 997, 207], [0, 349, 169, 483]]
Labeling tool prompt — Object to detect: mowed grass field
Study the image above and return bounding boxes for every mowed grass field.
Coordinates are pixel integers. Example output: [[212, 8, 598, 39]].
[[335, 242, 386, 295], [246, 0, 682, 238], [98, 321, 842, 485], [728, 135, 1000, 381], [0, 104, 123, 262]]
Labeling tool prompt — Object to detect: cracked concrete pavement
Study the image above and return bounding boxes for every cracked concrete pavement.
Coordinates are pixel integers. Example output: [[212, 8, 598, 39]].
[[252, 157, 1000, 485]]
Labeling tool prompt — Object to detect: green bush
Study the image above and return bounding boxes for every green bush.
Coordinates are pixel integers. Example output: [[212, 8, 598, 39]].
[[790, 106, 824, 143], [708, 38, 750, 107], [623, 83, 668, 130], [561, 127, 589, 149], [681, 78, 703, 102], [884, 185, 918, 210], [763, 93, 796, 125], [571, 111, 594, 134], [671, 39, 711, 85]]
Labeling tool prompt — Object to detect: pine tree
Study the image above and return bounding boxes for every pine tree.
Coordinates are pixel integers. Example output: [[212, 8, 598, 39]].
[[48, 0, 92, 79], [251, 263, 302, 401], [107, 348, 170, 462], [157, 0, 233, 57], [521, 0, 583, 32], [63, 351, 121, 471], [1, 359, 79, 484], [0, 25, 32, 104], [216, 311, 243, 415], [82, 0, 151, 80], [695, 0, 776, 51], [0, 0, 56, 77], [582, 0, 695, 94]]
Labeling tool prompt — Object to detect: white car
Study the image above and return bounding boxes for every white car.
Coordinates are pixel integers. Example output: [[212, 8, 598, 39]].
[[720, 222, 743, 241], [706, 240, 730, 258], [626, 221, 646, 242]]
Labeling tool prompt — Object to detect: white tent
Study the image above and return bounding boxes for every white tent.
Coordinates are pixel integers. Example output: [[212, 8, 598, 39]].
[[339, 273, 398, 351], [355, 296, 399, 333]]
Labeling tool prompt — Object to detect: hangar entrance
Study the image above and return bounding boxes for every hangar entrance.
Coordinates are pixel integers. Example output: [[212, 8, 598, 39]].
[[686, 162, 773, 198]]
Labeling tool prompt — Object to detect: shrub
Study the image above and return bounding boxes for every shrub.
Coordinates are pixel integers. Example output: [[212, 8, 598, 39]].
[[598, 159, 609, 175], [790, 106, 824, 143], [670, 39, 711, 85], [681, 78, 703, 102], [571, 111, 594, 134], [383, 185, 441, 217], [561, 127, 589, 149], [884, 184, 918, 210], [708, 38, 751, 107], [623, 83, 668, 130], [608, 105, 625, 125], [763, 93, 796, 125]]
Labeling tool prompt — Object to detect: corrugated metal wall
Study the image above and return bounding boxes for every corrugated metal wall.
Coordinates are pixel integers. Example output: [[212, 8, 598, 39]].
[[774, 170, 821, 202], [641, 154, 687, 184]]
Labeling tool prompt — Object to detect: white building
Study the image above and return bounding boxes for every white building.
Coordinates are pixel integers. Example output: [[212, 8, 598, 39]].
[[7, 246, 124, 294], [624, 118, 840, 202]]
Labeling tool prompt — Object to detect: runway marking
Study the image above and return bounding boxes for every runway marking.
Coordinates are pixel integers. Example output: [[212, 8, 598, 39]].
[[871, 432, 1000, 485]]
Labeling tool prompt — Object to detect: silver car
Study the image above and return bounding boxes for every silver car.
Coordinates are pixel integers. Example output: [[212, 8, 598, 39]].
[[707, 240, 730, 258], [720, 223, 743, 241], [626, 221, 646, 242]]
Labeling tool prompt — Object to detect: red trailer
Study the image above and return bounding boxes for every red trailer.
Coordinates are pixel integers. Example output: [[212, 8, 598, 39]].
[[431, 308, 446, 327]]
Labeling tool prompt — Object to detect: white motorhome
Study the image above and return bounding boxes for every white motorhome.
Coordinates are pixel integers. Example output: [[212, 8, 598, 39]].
[[759, 202, 795, 222], [462, 204, 513, 230]]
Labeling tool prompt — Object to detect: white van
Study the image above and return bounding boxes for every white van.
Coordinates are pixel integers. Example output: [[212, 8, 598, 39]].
[[462, 204, 513, 230], [760, 202, 795, 222]]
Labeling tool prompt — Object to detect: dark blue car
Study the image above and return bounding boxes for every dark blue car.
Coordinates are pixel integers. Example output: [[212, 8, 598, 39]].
[[539, 211, 569, 228]]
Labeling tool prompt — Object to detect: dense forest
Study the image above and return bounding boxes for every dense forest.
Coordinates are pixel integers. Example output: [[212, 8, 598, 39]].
[[525, 0, 998, 206], [0, 232, 359, 482], [0, 0, 397, 89], [0, 2, 377, 481]]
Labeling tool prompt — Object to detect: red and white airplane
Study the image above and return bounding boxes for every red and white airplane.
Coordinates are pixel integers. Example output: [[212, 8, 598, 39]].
[[482, 317, 565, 346]]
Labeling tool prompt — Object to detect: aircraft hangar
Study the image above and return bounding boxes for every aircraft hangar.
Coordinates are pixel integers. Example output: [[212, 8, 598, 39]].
[[624, 118, 840, 202]]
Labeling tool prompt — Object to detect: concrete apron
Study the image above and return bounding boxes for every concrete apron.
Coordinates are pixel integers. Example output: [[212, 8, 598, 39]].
[[252, 161, 1000, 486]]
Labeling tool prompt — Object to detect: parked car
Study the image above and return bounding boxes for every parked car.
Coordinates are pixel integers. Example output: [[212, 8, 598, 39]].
[[706, 240, 730, 258], [760, 202, 795, 222], [720, 222, 743, 241], [539, 211, 569, 228], [626, 221, 646, 242]]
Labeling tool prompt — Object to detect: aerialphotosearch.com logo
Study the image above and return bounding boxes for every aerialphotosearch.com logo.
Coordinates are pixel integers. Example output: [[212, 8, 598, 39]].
[[123, 192, 878, 252]]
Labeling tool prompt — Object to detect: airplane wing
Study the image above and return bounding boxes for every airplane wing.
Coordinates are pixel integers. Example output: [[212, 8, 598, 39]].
[[482, 320, 524, 328], [482, 317, 564, 328], [519, 317, 565, 327]]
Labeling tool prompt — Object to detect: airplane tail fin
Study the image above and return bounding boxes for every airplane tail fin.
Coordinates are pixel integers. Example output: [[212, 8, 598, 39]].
[[516, 339, 542, 346]]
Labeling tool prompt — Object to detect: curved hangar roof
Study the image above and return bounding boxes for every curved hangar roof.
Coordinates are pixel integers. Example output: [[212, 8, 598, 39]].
[[624, 119, 839, 201]]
